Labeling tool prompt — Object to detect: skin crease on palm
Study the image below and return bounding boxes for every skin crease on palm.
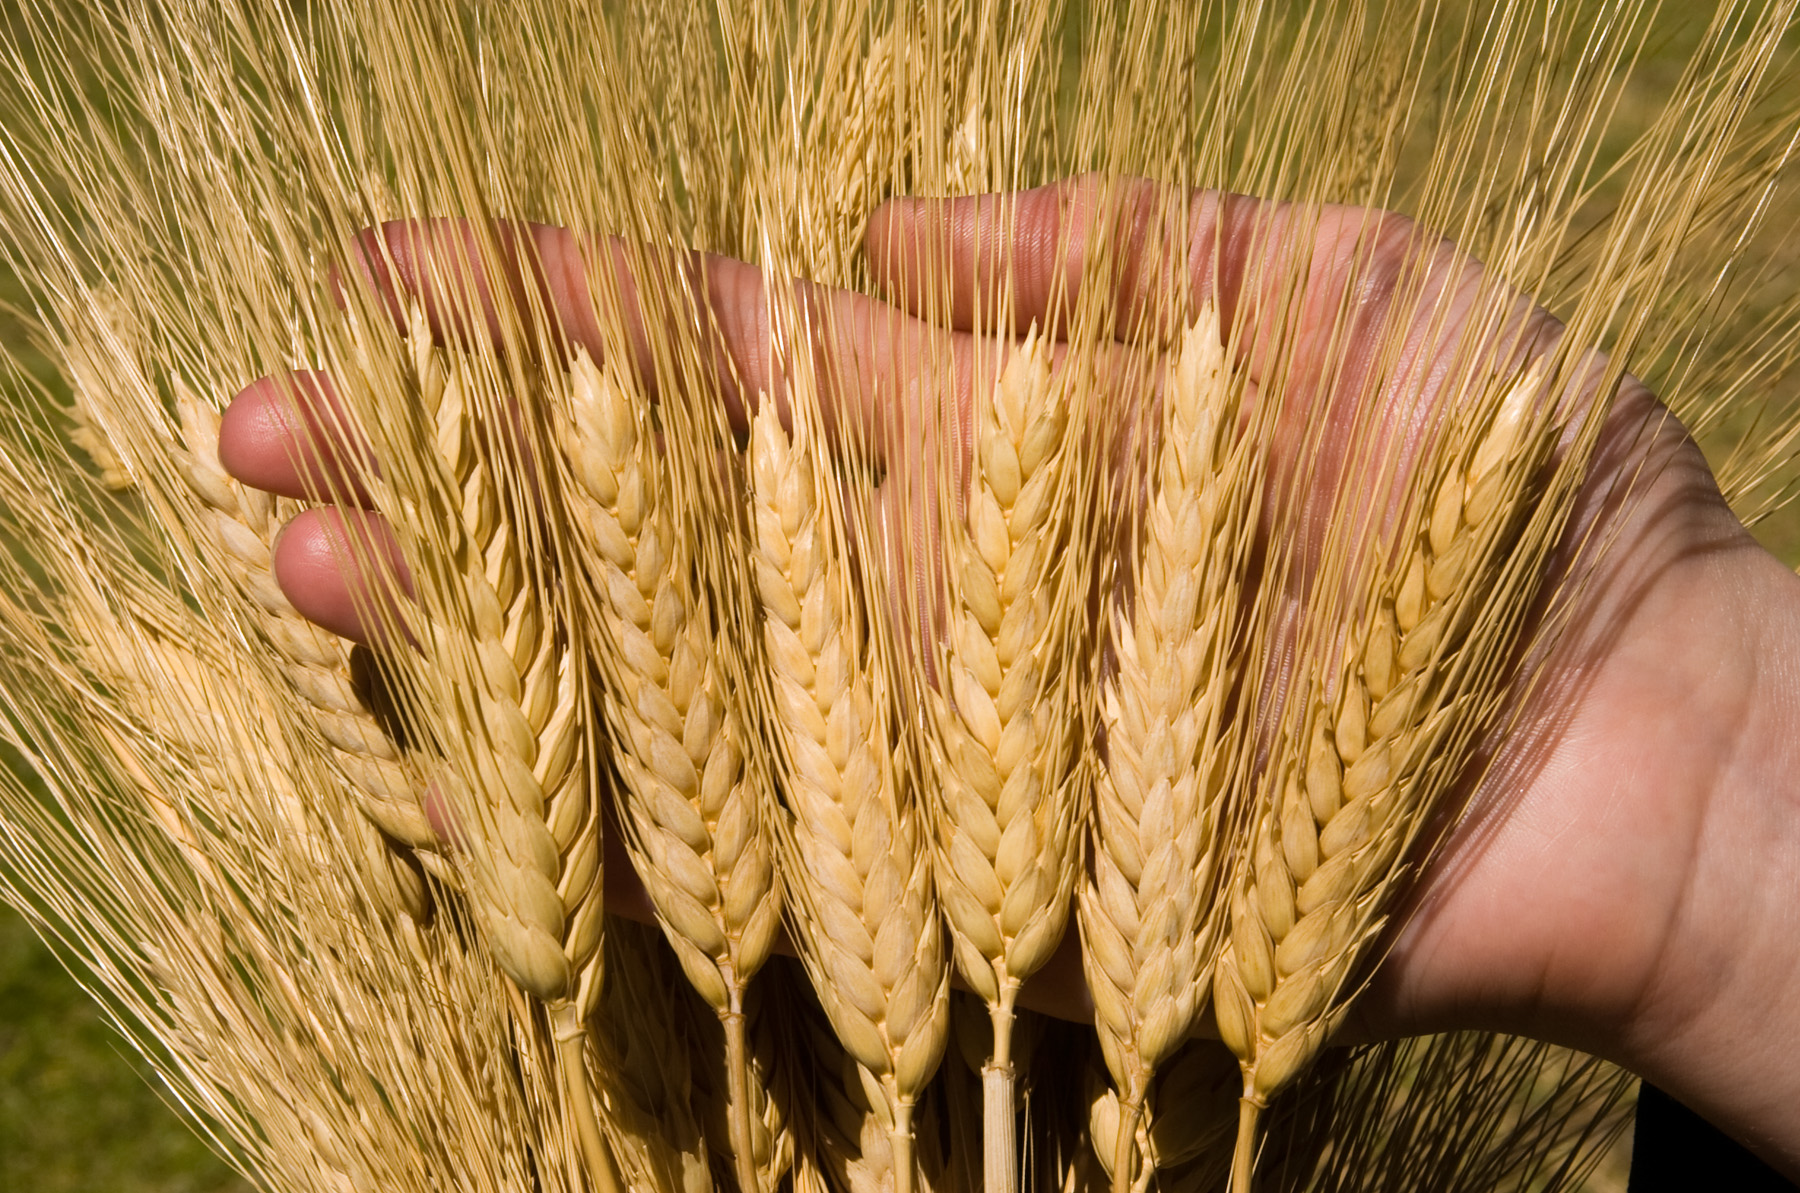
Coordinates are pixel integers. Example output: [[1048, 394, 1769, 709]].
[[214, 177, 1800, 1176]]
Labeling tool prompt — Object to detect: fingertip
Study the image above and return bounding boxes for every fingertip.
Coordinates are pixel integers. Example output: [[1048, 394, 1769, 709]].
[[272, 507, 411, 645], [218, 371, 323, 494], [220, 371, 375, 504]]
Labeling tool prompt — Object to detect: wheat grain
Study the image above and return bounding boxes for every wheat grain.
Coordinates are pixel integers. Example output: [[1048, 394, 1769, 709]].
[[749, 396, 949, 1193], [560, 343, 781, 1193], [927, 326, 1089, 1193], [1077, 306, 1256, 1193], [1213, 359, 1550, 1193]]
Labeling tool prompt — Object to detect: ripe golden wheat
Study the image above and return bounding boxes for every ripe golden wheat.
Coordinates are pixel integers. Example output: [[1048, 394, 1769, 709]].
[[2, 2, 1797, 1193]]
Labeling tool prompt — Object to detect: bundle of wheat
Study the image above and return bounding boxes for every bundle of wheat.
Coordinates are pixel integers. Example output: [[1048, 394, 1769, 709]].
[[2, 2, 1797, 1192]]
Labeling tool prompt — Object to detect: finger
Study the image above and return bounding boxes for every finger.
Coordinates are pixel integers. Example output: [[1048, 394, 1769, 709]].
[[864, 176, 1437, 382], [342, 218, 951, 458], [272, 507, 413, 645], [865, 175, 1227, 338], [218, 370, 377, 505]]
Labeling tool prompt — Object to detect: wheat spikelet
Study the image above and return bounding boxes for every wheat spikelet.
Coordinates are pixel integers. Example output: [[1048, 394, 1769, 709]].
[[926, 326, 1089, 1193], [1077, 306, 1256, 1192], [749, 396, 949, 1193], [1213, 359, 1554, 1192], [790, 962, 962, 1193], [559, 344, 780, 1193], [354, 309, 618, 1193]]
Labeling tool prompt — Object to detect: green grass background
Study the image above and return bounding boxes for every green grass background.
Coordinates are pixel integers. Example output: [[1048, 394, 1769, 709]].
[[0, 5, 1794, 1191]]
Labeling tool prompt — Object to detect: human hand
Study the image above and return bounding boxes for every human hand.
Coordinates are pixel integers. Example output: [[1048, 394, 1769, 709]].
[[218, 177, 1800, 1177]]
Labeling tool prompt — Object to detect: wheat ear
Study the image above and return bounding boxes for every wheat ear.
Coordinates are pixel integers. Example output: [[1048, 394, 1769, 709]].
[[1086, 1040, 1239, 1193], [1079, 307, 1253, 1193], [749, 400, 950, 1193], [1213, 360, 1550, 1193], [170, 381, 437, 845], [928, 327, 1088, 1193], [560, 345, 781, 1193], [366, 316, 618, 1193], [71, 584, 434, 957]]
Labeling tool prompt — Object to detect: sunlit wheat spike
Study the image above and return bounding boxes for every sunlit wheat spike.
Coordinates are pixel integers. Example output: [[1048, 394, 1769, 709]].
[[1080, 306, 1255, 1193], [1213, 359, 1554, 1193], [926, 326, 1090, 1193], [559, 344, 781, 1193], [749, 395, 950, 1193], [362, 312, 619, 1193]]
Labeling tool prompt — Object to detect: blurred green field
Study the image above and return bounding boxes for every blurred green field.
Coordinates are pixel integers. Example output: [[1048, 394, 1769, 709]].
[[0, 4, 1794, 1192]]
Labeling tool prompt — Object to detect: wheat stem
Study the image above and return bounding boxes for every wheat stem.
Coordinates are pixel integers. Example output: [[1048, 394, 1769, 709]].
[[554, 1002, 626, 1193], [1229, 1100, 1260, 1193]]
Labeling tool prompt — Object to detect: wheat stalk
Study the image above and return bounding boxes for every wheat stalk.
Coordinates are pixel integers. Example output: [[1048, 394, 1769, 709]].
[[926, 325, 1090, 1193], [1213, 358, 1554, 1193], [1079, 305, 1257, 1193], [559, 343, 781, 1193], [749, 392, 950, 1193]]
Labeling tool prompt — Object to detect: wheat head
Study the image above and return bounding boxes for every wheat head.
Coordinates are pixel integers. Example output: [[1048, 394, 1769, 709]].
[[1080, 305, 1256, 1193], [55, 293, 434, 917], [749, 395, 950, 1193], [560, 343, 781, 1193], [1213, 358, 1553, 1192], [926, 325, 1090, 1193], [350, 309, 618, 1193]]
